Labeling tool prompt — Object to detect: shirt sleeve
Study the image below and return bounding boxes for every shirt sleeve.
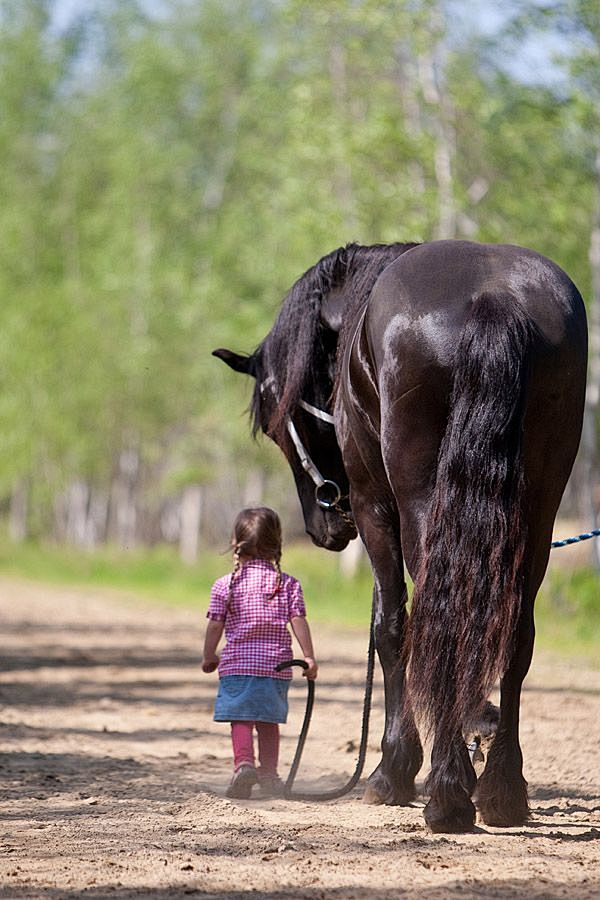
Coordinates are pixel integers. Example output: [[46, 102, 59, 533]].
[[207, 577, 229, 621], [288, 577, 307, 619]]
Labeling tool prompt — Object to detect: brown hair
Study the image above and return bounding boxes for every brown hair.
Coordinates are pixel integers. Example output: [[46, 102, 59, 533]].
[[228, 507, 283, 601]]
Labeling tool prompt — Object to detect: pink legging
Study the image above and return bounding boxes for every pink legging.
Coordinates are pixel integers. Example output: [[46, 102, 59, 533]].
[[231, 721, 279, 776]]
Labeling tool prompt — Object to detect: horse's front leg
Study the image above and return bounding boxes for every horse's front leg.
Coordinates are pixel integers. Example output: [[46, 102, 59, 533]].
[[355, 502, 423, 806], [364, 570, 423, 805]]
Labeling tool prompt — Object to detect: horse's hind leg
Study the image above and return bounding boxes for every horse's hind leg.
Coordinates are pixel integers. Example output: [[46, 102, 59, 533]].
[[424, 730, 478, 833], [475, 593, 534, 826], [476, 435, 579, 827]]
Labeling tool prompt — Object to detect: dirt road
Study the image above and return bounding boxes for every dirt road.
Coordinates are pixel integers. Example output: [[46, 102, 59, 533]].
[[1, 577, 599, 899]]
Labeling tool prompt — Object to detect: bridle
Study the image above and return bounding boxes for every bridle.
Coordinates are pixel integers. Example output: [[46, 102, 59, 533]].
[[286, 409, 355, 526], [260, 378, 354, 524]]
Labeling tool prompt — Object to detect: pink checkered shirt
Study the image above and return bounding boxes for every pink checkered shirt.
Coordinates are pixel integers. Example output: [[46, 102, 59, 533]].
[[207, 558, 307, 679]]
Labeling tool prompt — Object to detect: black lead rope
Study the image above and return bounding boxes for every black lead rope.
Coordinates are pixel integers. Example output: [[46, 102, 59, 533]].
[[275, 604, 376, 802]]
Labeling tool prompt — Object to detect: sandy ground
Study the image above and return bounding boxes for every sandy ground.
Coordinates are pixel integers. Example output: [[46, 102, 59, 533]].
[[1, 576, 599, 900]]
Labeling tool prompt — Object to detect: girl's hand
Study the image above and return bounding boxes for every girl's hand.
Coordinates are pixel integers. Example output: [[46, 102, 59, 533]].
[[202, 654, 219, 673], [303, 657, 318, 680]]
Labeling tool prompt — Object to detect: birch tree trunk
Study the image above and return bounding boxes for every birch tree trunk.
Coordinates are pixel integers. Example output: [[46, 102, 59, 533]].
[[9, 480, 28, 543], [179, 484, 203, 565], [393, 42, 427, 208], [108, 449, 140, 550], [417, 32, 457, 240], [243, 468, 265, 507], [65, 480, 90, 547], [329, 40, 358, 234], [87, 487, 109, 548]]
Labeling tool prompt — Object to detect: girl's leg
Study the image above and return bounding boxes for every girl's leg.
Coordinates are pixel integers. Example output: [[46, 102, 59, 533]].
[[230, 721, 256, 771], [255, 721, 279, 777], [226, 721, 259, 799]]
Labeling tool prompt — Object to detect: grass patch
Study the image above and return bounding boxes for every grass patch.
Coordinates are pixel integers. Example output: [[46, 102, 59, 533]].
[[0, 540, 598, 661], [0, 539, 373, 628], [535, 567, 600, 662], [0, 540, 229, 610]]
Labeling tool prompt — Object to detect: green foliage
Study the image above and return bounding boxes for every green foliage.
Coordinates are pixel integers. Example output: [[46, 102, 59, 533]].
[[536, 567, 600, 659], [0, 0, 597, 546], [0, 537, 373, 625]]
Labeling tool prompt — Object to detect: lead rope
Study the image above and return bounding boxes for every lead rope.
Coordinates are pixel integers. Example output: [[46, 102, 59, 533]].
[[276, 601, 376, 801], [551, 528, 600, 548]]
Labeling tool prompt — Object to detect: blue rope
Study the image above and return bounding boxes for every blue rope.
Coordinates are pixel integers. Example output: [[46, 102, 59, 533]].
[[551, 528, 600, 549]]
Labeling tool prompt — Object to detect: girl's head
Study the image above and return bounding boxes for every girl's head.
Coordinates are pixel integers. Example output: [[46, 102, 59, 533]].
[[231, 507, 282, 566]]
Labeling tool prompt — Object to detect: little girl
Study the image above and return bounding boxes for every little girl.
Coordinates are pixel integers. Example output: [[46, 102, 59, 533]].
[[202, 506, 318, 799]]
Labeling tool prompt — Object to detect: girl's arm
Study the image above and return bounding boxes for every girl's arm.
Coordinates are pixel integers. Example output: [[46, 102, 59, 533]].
[[290, 616, 318, 679], [202, 619, 224, 673]]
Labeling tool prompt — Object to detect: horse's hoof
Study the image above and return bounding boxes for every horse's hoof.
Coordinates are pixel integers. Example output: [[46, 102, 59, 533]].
[[363, 775, 417, 806], [475, 773, 530, 827], [476, 793, 530, 827], [362, 782, 386, 805], [424, 798, 476, 833], [479, 806, 530, 828]]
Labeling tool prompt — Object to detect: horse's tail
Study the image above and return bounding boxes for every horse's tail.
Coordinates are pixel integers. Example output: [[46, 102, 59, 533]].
[[406, 292, 533, 744]]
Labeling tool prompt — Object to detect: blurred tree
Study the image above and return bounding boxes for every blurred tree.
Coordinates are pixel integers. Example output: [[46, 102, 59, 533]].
[[0, 0, 78, 537], [0, 0, 596, 554]]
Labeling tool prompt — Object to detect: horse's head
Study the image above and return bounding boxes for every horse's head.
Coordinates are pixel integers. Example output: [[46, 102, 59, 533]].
[[211, 243, 405, 550], [212, 345, 357, 552]]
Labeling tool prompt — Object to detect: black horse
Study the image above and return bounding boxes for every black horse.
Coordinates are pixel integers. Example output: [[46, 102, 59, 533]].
[[214, 239, 587, 833]]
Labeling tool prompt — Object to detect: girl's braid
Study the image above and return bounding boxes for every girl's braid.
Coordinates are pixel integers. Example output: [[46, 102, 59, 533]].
[[227, 544, 243, 604], [267, 556, 282, 601]]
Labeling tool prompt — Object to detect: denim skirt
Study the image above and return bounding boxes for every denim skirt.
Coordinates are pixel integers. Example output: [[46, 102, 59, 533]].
[[214, 675, 290, 724]]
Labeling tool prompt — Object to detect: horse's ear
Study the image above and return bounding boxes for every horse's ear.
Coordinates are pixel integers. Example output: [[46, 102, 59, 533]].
[[212, 348, 257, 377], [320, 286, 344, 333]]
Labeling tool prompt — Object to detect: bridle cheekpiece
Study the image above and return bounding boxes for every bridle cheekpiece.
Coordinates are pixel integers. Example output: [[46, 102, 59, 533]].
[[260, 378, 352, 518]]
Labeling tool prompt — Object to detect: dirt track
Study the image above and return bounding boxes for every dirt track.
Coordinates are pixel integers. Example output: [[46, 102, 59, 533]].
[[1, 577, 599, 899]]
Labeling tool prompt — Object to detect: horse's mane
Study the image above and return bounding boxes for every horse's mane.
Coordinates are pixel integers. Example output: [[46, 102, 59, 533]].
[[251, 241, 419, 442]]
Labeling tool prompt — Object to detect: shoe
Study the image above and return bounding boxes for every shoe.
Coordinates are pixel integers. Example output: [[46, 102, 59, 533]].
[[259, 775, 286, 798], [225, 765, 258, 799]]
